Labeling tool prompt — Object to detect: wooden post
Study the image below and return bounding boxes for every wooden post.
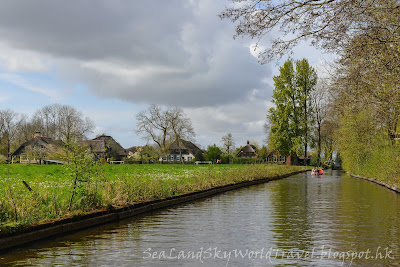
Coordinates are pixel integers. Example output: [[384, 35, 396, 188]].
[[22, 180, 32, 192]]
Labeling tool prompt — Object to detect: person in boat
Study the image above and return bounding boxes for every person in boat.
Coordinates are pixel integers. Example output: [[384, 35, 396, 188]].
[[311, 167, 323, 175], [312, 167, 317, 175]]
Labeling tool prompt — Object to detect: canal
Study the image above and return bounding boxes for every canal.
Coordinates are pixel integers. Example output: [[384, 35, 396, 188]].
[[1, 170, 400, 266]]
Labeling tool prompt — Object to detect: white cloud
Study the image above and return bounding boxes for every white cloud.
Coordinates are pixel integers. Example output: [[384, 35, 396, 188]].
[[0, 73, 67, 101], [81, 60, 186, 86], [249, 43, 266, 59], [0, 42, 50, 72]]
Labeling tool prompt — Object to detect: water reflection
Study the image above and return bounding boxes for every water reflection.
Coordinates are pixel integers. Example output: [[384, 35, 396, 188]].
[[1, 170, 399, 266]]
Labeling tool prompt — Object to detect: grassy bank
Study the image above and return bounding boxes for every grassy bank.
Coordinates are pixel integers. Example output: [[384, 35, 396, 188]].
[[0, 164, 309, 232]]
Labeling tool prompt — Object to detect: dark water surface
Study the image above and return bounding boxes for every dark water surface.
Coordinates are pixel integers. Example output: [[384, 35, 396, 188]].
[[1, 170, 400, 266]]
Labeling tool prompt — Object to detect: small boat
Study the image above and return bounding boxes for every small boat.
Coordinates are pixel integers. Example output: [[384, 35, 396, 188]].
[[311, 169, 323, 175]]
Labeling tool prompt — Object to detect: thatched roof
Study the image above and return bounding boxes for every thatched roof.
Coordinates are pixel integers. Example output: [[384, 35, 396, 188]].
[[126, 146, 141, 154], [79, 140, 106, 153], [242, 144, 256, 154], [237, 141, 258, 158], [168, 140, 202, 155], [12, 136, 64, 156], [92, 134, 126, 156]]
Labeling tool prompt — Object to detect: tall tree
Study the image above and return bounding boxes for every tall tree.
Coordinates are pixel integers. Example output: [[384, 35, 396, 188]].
[[267, 59, 317, 163], [221, 133, 235, 154], [32, 104, 94, 143], [58, 105, 94, 144], [136, 104, 172, 153], [268, 60, 300, 156], [312, 78, 336, 166], [168, 108, 195, 164], [296, 59, 317, 164], [0, 109, 24, 157], [221, 133, 235, 164], [136, 104, 195, 159]]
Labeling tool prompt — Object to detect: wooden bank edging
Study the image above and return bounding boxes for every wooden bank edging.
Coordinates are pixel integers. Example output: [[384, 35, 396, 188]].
[[349, 173, 400, 194], [0, 169, 308, 252]]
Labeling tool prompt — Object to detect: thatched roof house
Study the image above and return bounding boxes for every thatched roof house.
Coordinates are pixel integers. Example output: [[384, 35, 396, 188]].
[[163, 140, 202, 162], [78, 140, 107, 160], [12, 132, 65, 163], [237, 141, 258, 158], [80, 134, 126, 160], [126, 146, 142, 159]]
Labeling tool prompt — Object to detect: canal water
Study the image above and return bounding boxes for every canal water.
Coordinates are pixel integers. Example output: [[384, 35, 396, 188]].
[[1, 170, 400, 266]]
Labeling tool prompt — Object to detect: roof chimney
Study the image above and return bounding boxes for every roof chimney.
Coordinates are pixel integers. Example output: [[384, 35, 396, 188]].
[[34, 131, 41, 138]]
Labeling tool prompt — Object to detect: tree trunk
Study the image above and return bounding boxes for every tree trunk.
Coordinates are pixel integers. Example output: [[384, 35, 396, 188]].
[[317, 121, 321, 167], [304, 100, 308, 166]]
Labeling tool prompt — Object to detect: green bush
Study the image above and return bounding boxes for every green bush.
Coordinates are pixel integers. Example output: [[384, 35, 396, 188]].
[[0, 155, 8, 164], [337, 107, 400, 184]]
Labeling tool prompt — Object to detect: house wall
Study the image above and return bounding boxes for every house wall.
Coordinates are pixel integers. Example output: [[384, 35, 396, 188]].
[[162, 152, 195, 162], [267, 154, 292, 165], [285, 155, 291, 165]]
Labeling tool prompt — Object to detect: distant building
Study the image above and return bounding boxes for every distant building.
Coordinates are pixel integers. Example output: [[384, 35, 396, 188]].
[[266, 150, 292, 165], [265, 150, 312, 165], [237, 141, 258, 158], [162, 140, 203, 162], [12, 131, 65, 164], [126, 146, 142, 159], [80, 134, 127, 161], [78, 140, 108, 160]]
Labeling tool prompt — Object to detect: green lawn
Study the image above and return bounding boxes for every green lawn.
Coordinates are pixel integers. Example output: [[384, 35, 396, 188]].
[[0, 164, 310, 230]]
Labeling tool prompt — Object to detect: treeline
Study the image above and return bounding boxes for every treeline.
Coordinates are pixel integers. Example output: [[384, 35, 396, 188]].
[[333, 27, 400, 180], [0, 104, 93, 159], [222, 0, 400, 182], [266, 58, 336, 167], [194, 143, 270, 164]]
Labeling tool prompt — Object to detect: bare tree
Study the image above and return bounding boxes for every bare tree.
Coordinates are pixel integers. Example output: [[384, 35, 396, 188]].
[[221, 133, 235, 155], [169, 108, 195, 163], [15, 116, 37, 144], [136, 105, 173, 153], [58, 105, 94, 144], [32, 104, 94, 143], [312, 78, 331, 166], [0, 109, 25, 157], [221, 133, 235, 164], [220, 0, 400, 62], [136, 105, 195, 160], [32, 104, 60, 137]]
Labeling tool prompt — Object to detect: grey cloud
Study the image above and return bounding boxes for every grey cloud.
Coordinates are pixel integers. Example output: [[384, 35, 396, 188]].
[[0, 1, 192, 64], [0, 0, 272, 107]]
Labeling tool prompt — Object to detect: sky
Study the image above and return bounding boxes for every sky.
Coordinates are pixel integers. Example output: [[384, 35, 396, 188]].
[[0, 0, 333, 150]]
